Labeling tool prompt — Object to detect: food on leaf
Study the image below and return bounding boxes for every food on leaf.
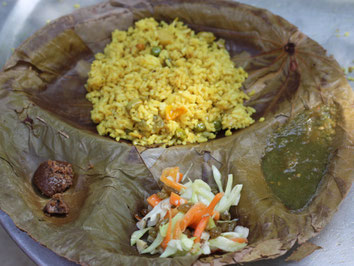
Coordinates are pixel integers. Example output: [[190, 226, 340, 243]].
[[85, 17, 254, 146], [262, 105, 337, 210], [33, 160, 74, 197], [0, 0, 353, 265], [131, 166, 247, 257], [43, 193, 69, 216]]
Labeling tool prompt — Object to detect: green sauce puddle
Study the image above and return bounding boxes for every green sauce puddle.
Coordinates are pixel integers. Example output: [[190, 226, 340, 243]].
[[262, 105, 336, 210]]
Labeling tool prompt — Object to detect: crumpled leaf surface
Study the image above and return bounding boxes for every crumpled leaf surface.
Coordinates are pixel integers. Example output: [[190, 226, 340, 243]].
[[285, 242, 322, 262], [0, 0, 353, 265]]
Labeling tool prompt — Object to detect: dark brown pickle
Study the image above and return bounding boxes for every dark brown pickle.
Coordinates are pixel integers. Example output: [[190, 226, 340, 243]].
[[140, 208, 149, 217], [220, 220, 237, 232], [156, 217, 168, 228], [148, 227, 158, 239], [209, 226, 222, 239], [43, 194, 69, 216], [184, 228, 194, 238], [162, 185, 179, 195], [157, 190, 169, 200], [178, 202, 194, 213], [220, 211, 231, 221], [33, 160, 74, 197]]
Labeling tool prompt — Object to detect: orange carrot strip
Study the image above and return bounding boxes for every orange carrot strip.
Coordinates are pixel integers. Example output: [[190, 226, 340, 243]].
[[147, 193, 161, 207], [160, 175, 186, 192], [212, 210, 220, 221], [180, 203, 207, 232], [231, 238, 248, 244], [170, 192, 188, 207], [190, 193, 224, 227], [177, 172, 183, 183], [163, 207, 179, 219], [171, 208, 179, 217], [161, 167, 180, 182], [193, 216, 209, 243], [173, 219, 182, 240], [205, 192, 224, 215], [161, 210, 172, 250]]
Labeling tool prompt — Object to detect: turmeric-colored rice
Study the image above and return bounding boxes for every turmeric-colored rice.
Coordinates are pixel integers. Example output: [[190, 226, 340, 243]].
[[85, 18, 255, 146]]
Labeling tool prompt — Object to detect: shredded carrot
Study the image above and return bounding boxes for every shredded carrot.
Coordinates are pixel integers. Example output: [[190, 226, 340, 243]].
[[147, 193, 161, 207], [231, 238, 248, 244], [205, 192, 224, 215], [193, 216, 209, 243], [163, 207, 179, 219], [173, 219, 182, 239], [171, 208, 179, 217], [165, 105, 187, 120], [160, 175, 186, 192], [176, 172, 183, 182], [212, 210, 220, 221], [180, 203, 207, 232], [134, 214, 142, 221], [170, 192, 187, 207], [161, 167, 179, 181], [161, 210, 173, 249], [190, 193, 224, 228]]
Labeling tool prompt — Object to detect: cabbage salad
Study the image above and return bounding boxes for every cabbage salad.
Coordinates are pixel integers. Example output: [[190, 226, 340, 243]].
[[131, 166, 249, 257]]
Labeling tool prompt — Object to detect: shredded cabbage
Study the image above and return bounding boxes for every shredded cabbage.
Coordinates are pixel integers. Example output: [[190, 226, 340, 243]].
[[136, 239, 148, 253], [215, 176, 243, 213], [160, 240, 183, 257], [181, 179, 214, 205], [212, 165, 224, 192], [159, 212, 184, 237], [137, 198, 170, 229], [160, 234, 195, 257], [209, 236, 247, 252], [130, 227, 151, 246], [141, 233, 163, 254], [233, 225, 249, 238]]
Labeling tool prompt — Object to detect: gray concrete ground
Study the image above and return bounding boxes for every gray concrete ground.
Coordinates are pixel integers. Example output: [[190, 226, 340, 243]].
[[0, 225, 35, 266]]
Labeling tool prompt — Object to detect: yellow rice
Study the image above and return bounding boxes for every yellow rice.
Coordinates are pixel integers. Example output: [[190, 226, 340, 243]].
[[85, 18, 255, 146]]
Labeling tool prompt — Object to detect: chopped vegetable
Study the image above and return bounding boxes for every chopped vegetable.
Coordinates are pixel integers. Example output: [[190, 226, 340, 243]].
[[161, 210, 173, 249], [131, 166, 247, 257], [161, 167, 180, 182], [147, 194, 161, 207], [170, 192, 187, 206], [180, 202, 207, 232], [136, 239, 148, 253], [160, 170, 186, 192], [141, 233, 163, 254], [136, 198, 170, 229], [209, 236, 247, 252], [151, 46, 162, 56], [173, 219, 182, 239], [158, 29, 174, 46], [166, 105, 188, 120], [190, 192, 223, 228], [130, 227, 151, 245], [231, 237, 247, 243], [193, 216, 209, 243], [195, 122, 206, 132], [212, 165, 224, 193], [207, 217, 216, 230], [213, 120, 222, 131], [175, 128, 186, 139], [136, 43, 145, 51]]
